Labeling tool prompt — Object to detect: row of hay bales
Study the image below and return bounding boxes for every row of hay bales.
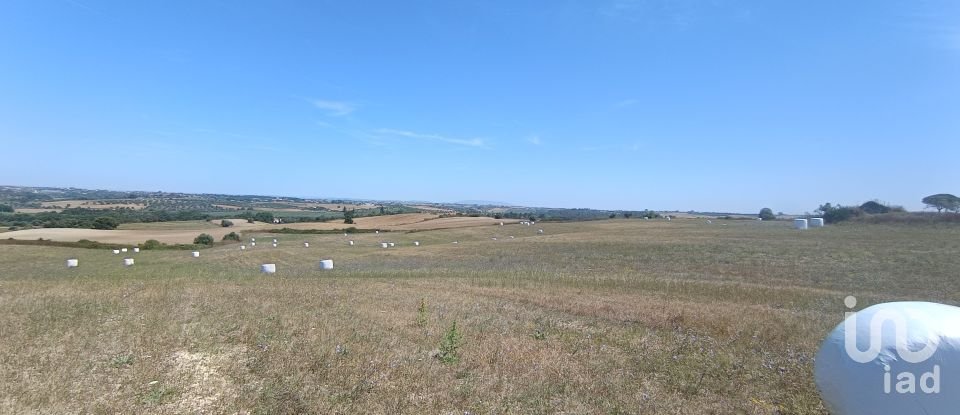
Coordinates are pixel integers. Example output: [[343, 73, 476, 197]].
[[66, 221, 547, 272]]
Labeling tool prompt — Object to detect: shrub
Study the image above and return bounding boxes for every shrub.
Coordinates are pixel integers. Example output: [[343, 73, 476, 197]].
[[193, 233, 214, 245], [142, 239, 163, 250], [416, 299, 428, 327], [436, 321, 463, 364], [221, 219, 234, 227], [817, 203, 862, 224], [0, 204, 13, 213], [859, 201, 890, 215], [222, 232, 240, 242]]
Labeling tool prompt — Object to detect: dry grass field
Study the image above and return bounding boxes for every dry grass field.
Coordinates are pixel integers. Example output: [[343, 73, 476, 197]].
[[2, 215, 519, 245], [1, 219, 958, 414]]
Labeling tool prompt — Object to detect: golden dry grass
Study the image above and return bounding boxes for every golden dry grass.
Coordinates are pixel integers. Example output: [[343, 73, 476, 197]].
[[1, 219, 958, 414]]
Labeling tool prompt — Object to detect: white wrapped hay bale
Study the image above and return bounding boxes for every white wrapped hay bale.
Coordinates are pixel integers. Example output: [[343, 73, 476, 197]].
[[260, 263, 276, 274], [509, 236, 514, 239], [191, 251, 200, 258], [272, 243, 278, 248], [810, 218, 825, 228], [500, 222, 504, 226], [123, 258, 134, 266], [348, 240, 354, 246], [537, 229, 544, 234], [375, 230, 379, 234], [121, 248, 128, 253], [414, 241, 419, 246], [795, 218, 809, 230], [66, 259, 79, 268], [491, 237, 497, 241], [133, 247, 140, 253], [380, 242, 388, 248], [388, 242, 395, 247], [304, 242, 310, 248], [251, 242, 256, 247], [251, 238, 256, 242], [319, 259, 334, 270], [240, 245, 246, 250], [815, 301, 960, 415], [343, 233, 347, 237], [112, 249, 120, 254]]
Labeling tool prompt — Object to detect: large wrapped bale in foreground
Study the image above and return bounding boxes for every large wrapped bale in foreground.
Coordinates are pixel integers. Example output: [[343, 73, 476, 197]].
[[815, 301, 960, 415]]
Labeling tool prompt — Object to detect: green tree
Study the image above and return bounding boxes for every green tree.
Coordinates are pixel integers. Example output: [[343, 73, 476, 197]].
[[91, 217, 119, 230], [343, 208, 354, 224], [758, 208, 776, 221], [193, 233, 214, 245], [222, 232, 241, 242], [0, 204, 13, 213], [221, 219, 234, 227], [922, 194, 960, 213]]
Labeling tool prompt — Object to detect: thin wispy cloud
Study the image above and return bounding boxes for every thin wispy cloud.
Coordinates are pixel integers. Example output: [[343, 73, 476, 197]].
[[526, 135, 542, 145], [376, 128, 485, 147], [615, 99, 639, 108], [311, 99, 357, 116]]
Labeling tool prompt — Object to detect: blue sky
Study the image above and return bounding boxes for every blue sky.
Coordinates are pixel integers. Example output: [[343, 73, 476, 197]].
[[1, 0, 957, 213]]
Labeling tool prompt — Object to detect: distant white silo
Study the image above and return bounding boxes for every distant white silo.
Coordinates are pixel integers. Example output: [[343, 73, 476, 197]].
[[191, 251, 200, 258], [260, 263, 276, 274], [810, 218, 825, 228], [380, 242, 388, 248], [66, 259, 79, 268], [319, 259, 334, 270], [794, 218, 809, 230], [304, 242, 310, 248], [123, 258, 134, 266]]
